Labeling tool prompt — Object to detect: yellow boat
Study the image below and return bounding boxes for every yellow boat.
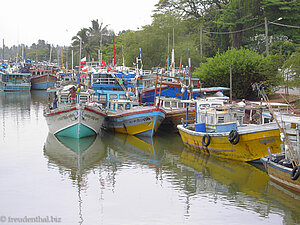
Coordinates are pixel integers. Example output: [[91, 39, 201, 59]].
[[177, 101, 282, 162], [104, 99, 166, 137]]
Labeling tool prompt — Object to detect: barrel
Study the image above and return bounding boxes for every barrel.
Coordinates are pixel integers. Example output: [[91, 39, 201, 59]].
[[195, 122, 206, 132]]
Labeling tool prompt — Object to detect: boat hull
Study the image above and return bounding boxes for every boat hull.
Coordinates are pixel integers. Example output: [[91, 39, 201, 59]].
[[177, 124, 282, 161], [31, 74, 57, 90], [105, 108, 165, 137], [44, 105, 105, 138], [160, 108, 195, 132], [261, 157, 300, 192], [0, 83, 31, 92]]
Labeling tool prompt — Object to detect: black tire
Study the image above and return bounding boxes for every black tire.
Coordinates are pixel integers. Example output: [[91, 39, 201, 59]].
[[291, 165, 300, 181], [202, 134, 211, 147], [228, 130, 240, 145]]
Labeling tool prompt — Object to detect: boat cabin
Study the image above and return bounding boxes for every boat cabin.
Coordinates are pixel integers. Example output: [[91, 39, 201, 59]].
[[107, 99, 139, 112], [95, 90, 135, 106], [155, 96, 194, 110]]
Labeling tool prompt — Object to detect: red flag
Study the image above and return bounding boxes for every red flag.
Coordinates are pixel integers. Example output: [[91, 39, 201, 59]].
[[101, 60, 106, 67], [107, 66, 112, 72], [80, 73, 85, 78], [80, 57, 86, 65]]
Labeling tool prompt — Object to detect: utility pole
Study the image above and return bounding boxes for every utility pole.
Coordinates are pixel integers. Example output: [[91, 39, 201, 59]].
[[265, 17, 269, 56], [200, 26, 203, 58], [230, 65, 232, 103]]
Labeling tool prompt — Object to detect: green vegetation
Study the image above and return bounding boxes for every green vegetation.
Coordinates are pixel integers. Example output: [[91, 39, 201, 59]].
[[1, 0, 299, 99]]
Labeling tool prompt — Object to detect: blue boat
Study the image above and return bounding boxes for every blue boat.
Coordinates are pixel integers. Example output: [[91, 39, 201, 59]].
[[0, 63, 31, 92]]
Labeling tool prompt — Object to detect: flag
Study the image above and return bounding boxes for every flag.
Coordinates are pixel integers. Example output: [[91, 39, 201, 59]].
[[80, 73, 85, 78], [101, 60, 106, 67], [107, 66, 112, 72], [80, 57, 86, 65], [82, 65, 88, 72]]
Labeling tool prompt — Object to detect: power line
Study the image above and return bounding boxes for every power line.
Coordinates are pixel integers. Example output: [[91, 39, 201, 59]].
[[202, 21, 300, 35], [269, 21, 300, 29], [203, 23, 264, 34]]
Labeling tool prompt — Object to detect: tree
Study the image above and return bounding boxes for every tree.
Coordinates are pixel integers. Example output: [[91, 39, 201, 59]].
[[282, 47, 300, 88], [193, 48, 282, 99]]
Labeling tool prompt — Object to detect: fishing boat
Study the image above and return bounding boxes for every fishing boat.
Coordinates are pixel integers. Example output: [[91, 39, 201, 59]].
[[156, 95, 230, 132], [261, 116, 300, 192], [0, 63, 31, 92], [102, 90, 166, 137], [155, 96, 195, 132], [177, 99, 282, 162], [30, 63, 58, 90], [44, 86, 106, 138]]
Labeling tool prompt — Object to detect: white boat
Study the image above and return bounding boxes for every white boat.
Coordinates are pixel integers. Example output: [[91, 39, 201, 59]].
[[44, 86, 106, 138], [261, 116, 300, 192]]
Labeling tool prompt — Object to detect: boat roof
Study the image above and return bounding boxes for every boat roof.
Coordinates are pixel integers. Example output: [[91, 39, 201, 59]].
[[96, 90, 134, 96], [192, 87, 231, 93], [250, 101, 289, 107]]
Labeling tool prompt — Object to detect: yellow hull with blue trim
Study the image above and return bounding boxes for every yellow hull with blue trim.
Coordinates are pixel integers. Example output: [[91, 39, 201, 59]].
[[177, 123, 282, 162]]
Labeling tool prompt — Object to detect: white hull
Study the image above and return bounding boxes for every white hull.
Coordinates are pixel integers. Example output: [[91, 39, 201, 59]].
[[44, 104, 106, 138]]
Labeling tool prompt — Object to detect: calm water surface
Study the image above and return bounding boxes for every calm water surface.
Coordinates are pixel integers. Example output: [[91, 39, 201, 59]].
[[0, 91, 299, 225]]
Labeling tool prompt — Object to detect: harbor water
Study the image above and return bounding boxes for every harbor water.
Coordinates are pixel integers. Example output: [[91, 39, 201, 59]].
[[0, 91, 299, 225]]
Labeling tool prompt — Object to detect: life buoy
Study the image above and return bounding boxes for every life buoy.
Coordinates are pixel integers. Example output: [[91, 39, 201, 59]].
[[228, 130, 239, 145], [291, 165, 300, 180], [202, 134, 211, 147]]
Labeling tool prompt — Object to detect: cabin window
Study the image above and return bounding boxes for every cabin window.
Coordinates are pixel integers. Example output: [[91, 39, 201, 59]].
[[108, 102, 111, 109], [172, 102, 177, 108], [112, 103, 116, 110], [110, 94, 118, 99], [132, 104, 138, 107], [218, 116, 225, 123], [118, 104, 123, 110], [125, 103, 131, 110], [60, 95, 69, 103], [178, 102, 184, 108], [119, 94, 127, 99], [80, 96, 88, 103], [99, 94, 107, 101], [199, 104, 210, 108], [165, 101, 171, 107]]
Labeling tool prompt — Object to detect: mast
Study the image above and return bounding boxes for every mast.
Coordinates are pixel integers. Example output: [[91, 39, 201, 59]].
[[49, 45, 52, 64], [113, 33, 115, 67], [2, 39, 4, 61], [171, 28, 175, 77], [188, 49, 192, 100], [122, 45, 125, 67]]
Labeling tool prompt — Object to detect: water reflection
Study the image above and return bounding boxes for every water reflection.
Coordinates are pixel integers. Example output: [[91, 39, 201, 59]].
[[0, 92, 31, 141], [178, 150, 300, 223], [102, 132, 165, 167], [43, 133, 107, 224], [43, 133, 106, 182]]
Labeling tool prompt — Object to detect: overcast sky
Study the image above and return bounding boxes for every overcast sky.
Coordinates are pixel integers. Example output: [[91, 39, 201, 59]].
[[0, 0, 158, 47]]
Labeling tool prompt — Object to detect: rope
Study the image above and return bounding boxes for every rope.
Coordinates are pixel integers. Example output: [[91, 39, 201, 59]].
[[257, 84, 299, 167]]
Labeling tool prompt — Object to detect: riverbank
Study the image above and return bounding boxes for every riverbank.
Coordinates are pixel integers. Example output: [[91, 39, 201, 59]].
[[269, 92, 300, 115]]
